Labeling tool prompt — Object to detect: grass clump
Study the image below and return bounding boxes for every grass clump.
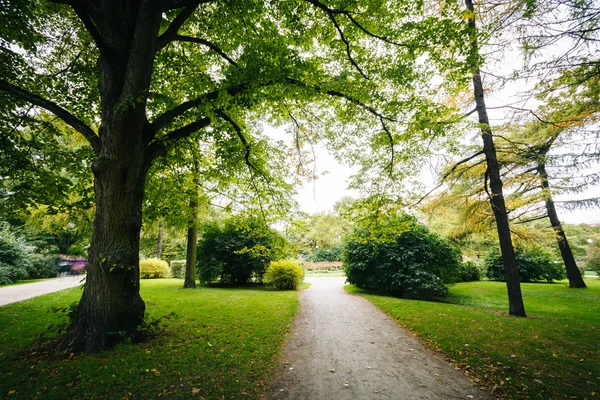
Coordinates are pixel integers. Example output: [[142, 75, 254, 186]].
[[346, 279, 600, 399], [0, 279, 299, 399]]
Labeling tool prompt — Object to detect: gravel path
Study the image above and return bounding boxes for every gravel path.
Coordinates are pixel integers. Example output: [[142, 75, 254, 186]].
[[0, 275, 83, 306], [268, 277, 489, 400]]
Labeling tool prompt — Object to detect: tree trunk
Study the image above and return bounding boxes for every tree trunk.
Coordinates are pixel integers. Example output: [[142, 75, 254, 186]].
[[184, 198, 198, 289], [538, 163, 587, 288], [61, 2, 164, 352], [61, 150, 149, 352], [156, 219, 163, 260], [465, 0, 526, 316]]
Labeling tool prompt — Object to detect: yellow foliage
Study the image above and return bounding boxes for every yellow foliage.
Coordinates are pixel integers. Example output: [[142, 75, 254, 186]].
[[140, 258, 169, 279]]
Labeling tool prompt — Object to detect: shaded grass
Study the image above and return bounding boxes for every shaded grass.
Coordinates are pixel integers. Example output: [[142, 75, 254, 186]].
[[346, 279, 600, 399], [0, 279, 299, 399], [0, 278, 53, 287]]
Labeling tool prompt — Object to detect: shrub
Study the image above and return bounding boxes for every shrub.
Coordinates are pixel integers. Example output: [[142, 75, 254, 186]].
[[306, 246, 343, 262], [265, 260, 304, 290], [457, 261, 481, 282], [585, 239, 600, 277], [0, 225, 33, 284], [140, 258, 169, 279], [27, 256, 60, 279], [197, 216, 290, 285], [170, 260, 186, 279], [483, 246, 565, 282], [343, 213, 461, 298]]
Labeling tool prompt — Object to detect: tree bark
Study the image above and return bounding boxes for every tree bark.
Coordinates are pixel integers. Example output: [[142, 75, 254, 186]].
[[156, 219, 164, 260], [60, 1, 164, 352], [184, 215, 198, 288], [465, 0, 526, 316], [538, 163, 587, 288]]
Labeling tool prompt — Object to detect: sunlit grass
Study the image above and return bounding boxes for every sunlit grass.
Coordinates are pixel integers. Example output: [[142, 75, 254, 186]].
[[346, 279, 600, 399], [0, 279, 299, 399]]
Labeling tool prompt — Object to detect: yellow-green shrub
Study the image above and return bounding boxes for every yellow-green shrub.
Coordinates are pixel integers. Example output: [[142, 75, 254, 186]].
[[264, 260, 304, 290], [140, 258, 169, 279]]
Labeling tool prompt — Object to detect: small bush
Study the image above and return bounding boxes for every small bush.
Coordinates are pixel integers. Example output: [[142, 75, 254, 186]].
[[170, 260, 186, 279], [343, 213, 461, 298], [0, 226, 33, 284], [28, 256, 60, 279], [585, 240, 600, 277], [265, 260, 304, 290], [484, 246, 565, 282], [0, 262, 28, 284], [140, 258, 169, 279], [457, 261, 481, 282]]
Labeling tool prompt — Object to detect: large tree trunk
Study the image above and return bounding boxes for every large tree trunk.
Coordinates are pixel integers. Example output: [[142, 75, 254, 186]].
[[538, 163, 586, 288], [465, 0, 526, 316], [61, 2, 163, 352], [61, 146, 150, 352]]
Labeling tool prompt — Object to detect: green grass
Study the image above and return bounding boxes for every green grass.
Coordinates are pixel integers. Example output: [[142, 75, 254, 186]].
[[0, 278, 53, 287], [346, 279, 600, 399], [0, 279, 300, 399]]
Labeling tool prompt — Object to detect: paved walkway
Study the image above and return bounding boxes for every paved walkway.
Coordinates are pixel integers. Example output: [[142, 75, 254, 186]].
[[268, 277, 489, 400], [0, 275, 83, 306]]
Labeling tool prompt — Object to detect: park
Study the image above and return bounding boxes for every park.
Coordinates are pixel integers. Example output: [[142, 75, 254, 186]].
[[1, 0, 600, 398]]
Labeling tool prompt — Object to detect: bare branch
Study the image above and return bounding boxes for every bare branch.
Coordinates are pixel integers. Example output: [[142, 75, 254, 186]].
[[0, 79, 100, 152]]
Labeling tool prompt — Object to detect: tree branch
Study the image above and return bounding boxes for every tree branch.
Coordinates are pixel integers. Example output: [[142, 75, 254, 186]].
[[168, 35, 238, 67], [215, 110, 259, 174], [151, 83, 248, 132], [327, 13, 369, 79], [283, 77, 396, 122], [69, 3, 110, 55], [147, 117, 211, 161], [304, 0, 410, 47], [156, 5, 198, 51], [0, 79, 100, 152]]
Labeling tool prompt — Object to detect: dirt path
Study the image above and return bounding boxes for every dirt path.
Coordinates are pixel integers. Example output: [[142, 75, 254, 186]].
[[268, 277, 489, 400], [0, 275, 83, 306]]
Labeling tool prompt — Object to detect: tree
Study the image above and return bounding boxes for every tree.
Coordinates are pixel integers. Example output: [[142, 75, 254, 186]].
[[462, 0, 526, 316], [2, 0, 451, 352]]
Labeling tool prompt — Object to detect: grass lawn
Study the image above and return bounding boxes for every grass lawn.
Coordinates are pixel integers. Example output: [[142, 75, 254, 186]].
[[0, 279, 299, 399], [0, 278, 53, 287], [346, 279, 600, 399]]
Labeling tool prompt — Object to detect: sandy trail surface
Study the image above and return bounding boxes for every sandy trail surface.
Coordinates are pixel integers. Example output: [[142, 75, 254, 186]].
[[0, 275, 83, 306], [268, 277, 489, 400]]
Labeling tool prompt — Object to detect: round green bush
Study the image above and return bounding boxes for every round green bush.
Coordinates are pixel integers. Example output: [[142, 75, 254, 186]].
[[170, 260, 186, 279], [458, 261, 481, 282], [265, 260, 304, 290], [140, 258, 169, 279], [483, 246, 565, 282], [343, 213, 461, 298]]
